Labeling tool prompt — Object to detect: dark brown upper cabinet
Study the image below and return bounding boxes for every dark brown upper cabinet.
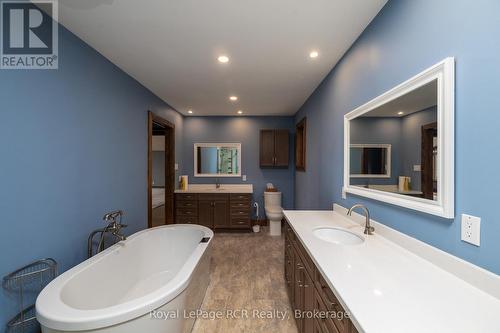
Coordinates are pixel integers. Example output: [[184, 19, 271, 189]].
[[295, 117, 306, 171], [260, 129, 289, 168]]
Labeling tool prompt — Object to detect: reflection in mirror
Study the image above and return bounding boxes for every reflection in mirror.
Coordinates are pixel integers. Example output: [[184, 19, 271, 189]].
[[349, 79, 438, 200], [194, 143, 241, 177], [350, 144, 391, 178]]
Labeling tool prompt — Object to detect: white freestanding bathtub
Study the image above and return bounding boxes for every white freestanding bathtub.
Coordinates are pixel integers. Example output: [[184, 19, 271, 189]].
[[36, 224, 213, 333]]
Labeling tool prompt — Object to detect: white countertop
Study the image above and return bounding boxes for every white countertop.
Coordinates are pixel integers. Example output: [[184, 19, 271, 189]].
[[283, 210, 500, 333], [174, 184, 253, 193]]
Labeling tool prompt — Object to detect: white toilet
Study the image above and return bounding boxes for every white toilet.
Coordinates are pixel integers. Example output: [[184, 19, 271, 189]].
[[264, 191, 284, 236]]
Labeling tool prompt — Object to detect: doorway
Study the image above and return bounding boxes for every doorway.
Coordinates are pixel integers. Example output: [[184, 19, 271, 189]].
[[421, 122, 437, 200], [148, 112, 175, 228]]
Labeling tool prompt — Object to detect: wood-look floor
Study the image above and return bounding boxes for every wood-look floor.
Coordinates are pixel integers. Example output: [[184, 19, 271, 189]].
[[191, 228, 298, 333]]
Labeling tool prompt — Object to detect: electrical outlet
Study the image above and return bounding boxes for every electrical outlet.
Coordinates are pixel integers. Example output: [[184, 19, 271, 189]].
[[175, 163, 179, 171], [461, 214, 481, 246], [242, 175, 247, 181]]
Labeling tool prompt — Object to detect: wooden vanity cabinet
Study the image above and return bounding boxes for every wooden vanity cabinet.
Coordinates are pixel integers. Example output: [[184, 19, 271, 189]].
[[285, 222, 359, 333], [175, 193, 251, 230], [229, 193, 252, 228], [175, 193, 198, 225], [197, 194, 230, 228]]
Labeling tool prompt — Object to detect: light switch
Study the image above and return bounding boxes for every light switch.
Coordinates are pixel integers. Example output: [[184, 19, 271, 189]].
[[175, 163, 179, 171], [413, 165, 421, 172], [461, 214, 481, 246]]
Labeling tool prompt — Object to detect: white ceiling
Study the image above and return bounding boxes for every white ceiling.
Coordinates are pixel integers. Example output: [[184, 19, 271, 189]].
[[55, 0, 387, 116], [363, 80, 437, 117]]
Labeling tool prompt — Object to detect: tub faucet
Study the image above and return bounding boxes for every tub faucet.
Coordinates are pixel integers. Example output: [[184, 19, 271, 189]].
[[347, 204, 374, 235], [88, 210, 127, 258], [103, 210, 127, 241]]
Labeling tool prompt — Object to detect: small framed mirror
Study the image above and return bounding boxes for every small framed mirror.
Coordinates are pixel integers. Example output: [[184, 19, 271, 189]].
[[350, 144, 391, 178], [343, 58, 455, 218], [194, 143, 241, 177]]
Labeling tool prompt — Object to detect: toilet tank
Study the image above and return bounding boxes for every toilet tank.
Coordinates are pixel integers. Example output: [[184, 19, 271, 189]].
[[264, 191, 282, 207]]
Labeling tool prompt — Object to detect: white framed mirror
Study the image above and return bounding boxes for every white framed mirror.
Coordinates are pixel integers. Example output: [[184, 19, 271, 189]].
[[194, 143, 242, 177], [343, 58, 455, 218]]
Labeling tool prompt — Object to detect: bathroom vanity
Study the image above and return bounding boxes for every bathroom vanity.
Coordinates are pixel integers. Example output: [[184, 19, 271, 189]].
[[285, 221, 358, 333], [284, 208, 500, 333], [174, 184, 253, 230]]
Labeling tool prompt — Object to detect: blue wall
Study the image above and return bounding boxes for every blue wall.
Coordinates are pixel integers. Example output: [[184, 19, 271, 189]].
[[295, 0, 500, 274], [0, 26, 183, 325], [182, 116, 295, 216]]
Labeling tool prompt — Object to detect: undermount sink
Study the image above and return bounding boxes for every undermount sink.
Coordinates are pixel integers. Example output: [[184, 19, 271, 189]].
[[313, 227, 364, 245]]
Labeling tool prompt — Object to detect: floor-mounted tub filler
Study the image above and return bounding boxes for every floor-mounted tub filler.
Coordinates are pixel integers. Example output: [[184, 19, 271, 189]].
[[36, 224, 213, 333]]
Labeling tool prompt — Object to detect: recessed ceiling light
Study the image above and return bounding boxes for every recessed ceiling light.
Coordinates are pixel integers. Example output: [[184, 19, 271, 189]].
[[188, 110, 193, 114], [237, 110, 243, 114], [309, 51, 319, 58], [397, 111, 404, 115], [218, 55, 229, 63], [229, 96, 238, 101]]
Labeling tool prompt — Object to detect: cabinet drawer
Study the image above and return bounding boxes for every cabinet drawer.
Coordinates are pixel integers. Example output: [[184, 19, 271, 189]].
[[176, 216, 198, 224], [295, 237, 315, 279], [286, 222, 314, 278], [199, 193, 229, 201], [176, 193, 197, 201], [314, 289, 340, 333], [176, 208, 198, 216], [285, 235, 293, 254], [230, 201, 251, 209], [230, 218, 251, 228], [314, 318, 325, 333], [230, 208, 250, 217], [230, 193, 252, 201], [176, 200, 197, 208], [315, 270, 349, 333], [286, 222, 295, 242]]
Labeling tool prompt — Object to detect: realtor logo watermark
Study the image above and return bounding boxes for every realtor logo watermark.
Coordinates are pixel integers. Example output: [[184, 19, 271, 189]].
[[1, 0, 58, 69]]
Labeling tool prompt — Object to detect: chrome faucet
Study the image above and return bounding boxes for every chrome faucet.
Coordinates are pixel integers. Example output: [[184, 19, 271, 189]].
[[347, 204, 374, 235], [87, 210, 127, 258], [103, 210, 127, 241]]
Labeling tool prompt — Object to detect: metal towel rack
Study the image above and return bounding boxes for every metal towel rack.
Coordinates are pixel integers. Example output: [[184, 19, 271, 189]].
[[2, 258, 58, 333]]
